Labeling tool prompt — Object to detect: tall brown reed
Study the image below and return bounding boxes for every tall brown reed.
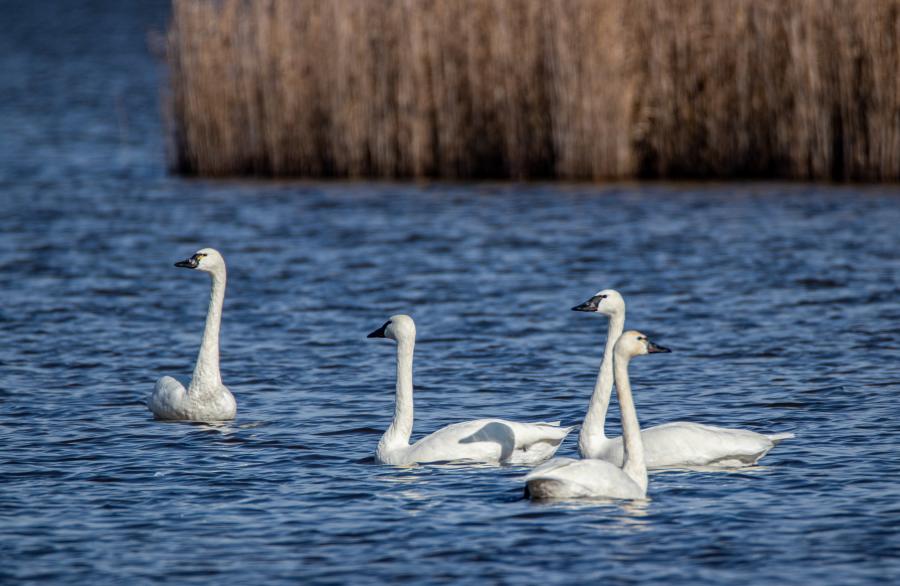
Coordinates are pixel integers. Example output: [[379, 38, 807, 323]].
[[166, 0, 900, 181]]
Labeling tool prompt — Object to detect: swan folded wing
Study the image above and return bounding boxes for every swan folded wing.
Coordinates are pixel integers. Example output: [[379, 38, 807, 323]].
[[149, 376, 188, 419], [498, 421, 574, 464], [524, 457, 581, 480], [525, 459, 642, 500], [465, 419, 572, 464], [640, 422, 782, 468], [503, 421, 574, 448], [404, 419, 572, 465], [404, 420, 513, 463]]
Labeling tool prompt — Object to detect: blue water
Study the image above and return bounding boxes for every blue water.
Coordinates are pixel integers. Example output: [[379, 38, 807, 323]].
[[1, 2, 899, 584]]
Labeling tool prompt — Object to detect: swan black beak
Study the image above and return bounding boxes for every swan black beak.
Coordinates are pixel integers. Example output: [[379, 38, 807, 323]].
[[175, 255, 200, 269], [647, 340, 671, 353], [572, 296, 601, 312], [367, 320, 391, 339]]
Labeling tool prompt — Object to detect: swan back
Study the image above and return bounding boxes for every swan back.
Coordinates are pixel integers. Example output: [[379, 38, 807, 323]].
[[525, 458, 644, 500]]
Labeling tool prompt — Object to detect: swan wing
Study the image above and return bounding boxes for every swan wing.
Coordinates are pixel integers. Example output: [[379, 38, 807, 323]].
[[502, 420, 574, 446], [404, 419, 573, 465], [499, 420, 574, 465], [525, 458, 643, 500], [405, 419, 514, 463], [640, 422, 784, 468], [587, 422, 794, 469], [526, 456, 581, 479], [149, 376, 188, 419]]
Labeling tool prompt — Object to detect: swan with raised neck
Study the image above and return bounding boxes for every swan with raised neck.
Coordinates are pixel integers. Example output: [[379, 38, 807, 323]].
[[525, 330, 670, 500], [367, 314, 573, 466], [148, 248, 237, 421], [574, 288, 794, 468], [572, 289, 625, 459]]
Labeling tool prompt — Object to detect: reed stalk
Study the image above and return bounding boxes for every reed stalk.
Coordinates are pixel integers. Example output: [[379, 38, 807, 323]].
[[166, 0, 900, 181]]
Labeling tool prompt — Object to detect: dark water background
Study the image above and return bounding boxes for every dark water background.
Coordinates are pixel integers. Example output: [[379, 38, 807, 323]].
[[1, 2, 899, 584]]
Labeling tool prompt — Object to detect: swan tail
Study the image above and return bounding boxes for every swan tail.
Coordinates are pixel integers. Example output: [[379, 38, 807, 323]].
[[513, 421, 575, 444], [535, 424, 575, 442], [767, 432, 795, 444], [506, 426, 574, 465]]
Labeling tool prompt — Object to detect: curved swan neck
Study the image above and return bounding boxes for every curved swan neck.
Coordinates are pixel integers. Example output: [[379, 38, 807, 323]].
[[382, 337, 415, 449], [189, 266, 226, 392], [578, 311, 625, 455], [613, 349, 647, 493]]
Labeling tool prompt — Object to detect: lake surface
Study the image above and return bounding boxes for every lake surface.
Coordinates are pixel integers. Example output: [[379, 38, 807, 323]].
[[1, 2, 899, 584]]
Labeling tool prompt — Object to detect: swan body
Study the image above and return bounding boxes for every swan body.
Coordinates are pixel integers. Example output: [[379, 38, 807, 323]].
[[525, 457, 643, 500], [526, 331, 668, 500], [368, 315, 572, 466], [587, 423, 794, 468], [573, 289, 793, 468], [149, 375, 237, 422], [148, 248, 236, 422], [377, 418, 572, 466]]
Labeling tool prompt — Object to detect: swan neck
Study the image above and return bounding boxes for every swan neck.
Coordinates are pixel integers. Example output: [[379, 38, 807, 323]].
[[614, 350, 647, 493], [189, 267, 225, 392], [383, 337, 415, 449], [578, 312, 625, 456]]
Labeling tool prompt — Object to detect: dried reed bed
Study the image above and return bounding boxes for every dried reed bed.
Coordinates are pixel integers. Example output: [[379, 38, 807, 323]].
[[166, 0, 900, 181]]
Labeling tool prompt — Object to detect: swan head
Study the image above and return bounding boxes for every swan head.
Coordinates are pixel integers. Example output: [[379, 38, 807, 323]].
[[572, 289, 624, 316], [367, 314, 416, 342], [175, 248, 225, 273], [615, 330, 671, 359]]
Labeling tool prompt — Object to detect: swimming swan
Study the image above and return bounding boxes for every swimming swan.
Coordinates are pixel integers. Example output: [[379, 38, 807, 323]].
[[148, 248, 237, 422], [574, 289, 793, 468], [367, 315, 572, 466], [525, 331, 669, 500]]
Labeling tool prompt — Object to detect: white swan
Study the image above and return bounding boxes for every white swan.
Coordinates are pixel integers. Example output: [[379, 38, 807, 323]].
[[526, 331, 670, 499], [367, 315, 573, 466], [148, 248, 237, 422], [574, 289, 793, 468]]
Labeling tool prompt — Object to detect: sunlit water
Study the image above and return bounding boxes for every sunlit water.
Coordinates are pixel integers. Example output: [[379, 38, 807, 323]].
[[1, 2, 899, 584]]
